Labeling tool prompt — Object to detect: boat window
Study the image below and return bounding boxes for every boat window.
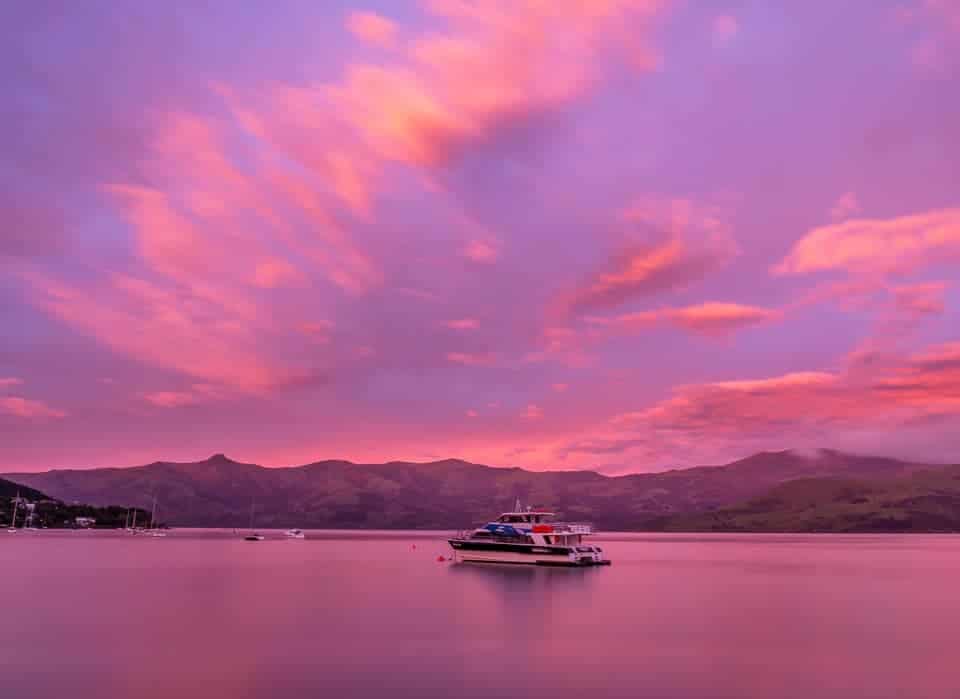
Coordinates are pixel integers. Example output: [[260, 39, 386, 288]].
[[473, 530, 492, 538]]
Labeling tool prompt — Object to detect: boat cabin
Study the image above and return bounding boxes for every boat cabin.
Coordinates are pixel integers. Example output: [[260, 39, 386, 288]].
[[496, 511, 555, 525]]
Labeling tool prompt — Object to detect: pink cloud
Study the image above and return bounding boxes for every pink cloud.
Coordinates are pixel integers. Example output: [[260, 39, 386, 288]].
[[588, 302, 780, 336], [830, 192, 860, 220], [466, 409, 479, 418], [0, 377, 23, 389], [0, 396, 67, 419], [870, 344, 960, 418], [563, 198, 736, 315], [522, 404, 543, 419], [776, 208, 960, 277], [329, 0, 671, 168], [446, 352, 496, 366], [592, 342, 960, 463], [346, 11, 397, 48], [253, 259, 303, 289], [892, 281, 947, 317], [446, 318, 480, 330], [463, 239, 499, 263], [299, 321, 334, 342], [32, 273, 283, 392], [551, 383, 568, 393], [664, 302, 781, 335], [712, 15, 739, 45], [142, 391, 200, 408], [142, 383, 226, 408]]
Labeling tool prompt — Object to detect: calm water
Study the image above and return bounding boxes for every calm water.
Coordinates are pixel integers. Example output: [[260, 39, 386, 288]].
[[3, 530, 960, 698]]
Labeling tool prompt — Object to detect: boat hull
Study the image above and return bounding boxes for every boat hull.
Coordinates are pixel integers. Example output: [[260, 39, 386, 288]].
[[448, 539, 609, 566]]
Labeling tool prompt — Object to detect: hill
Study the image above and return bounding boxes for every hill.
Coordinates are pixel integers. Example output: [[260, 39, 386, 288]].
[[4, 449, 945, 530], [0, 477, 149, 529], [0, 476, 49, 501], [654, 464, 960, 532]]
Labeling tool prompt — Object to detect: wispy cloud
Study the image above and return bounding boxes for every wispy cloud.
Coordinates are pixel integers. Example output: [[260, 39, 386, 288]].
[[776, 208, 960, 277], [588, 302, 780, 337], [446, 318, 480, 330], [346, 11, 397, 48], [562, 198, 736, 316], [0, 396, 67, 419]]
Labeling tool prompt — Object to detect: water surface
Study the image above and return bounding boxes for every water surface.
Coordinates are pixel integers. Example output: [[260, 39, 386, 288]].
[[3, 530, 959, 698]]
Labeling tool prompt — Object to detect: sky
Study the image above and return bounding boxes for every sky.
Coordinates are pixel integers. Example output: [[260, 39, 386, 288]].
[[1, 0, 958, 473]]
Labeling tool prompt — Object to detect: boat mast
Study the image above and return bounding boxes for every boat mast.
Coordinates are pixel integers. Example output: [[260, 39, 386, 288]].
[[149, 495, 157, 531], [10, 491, 18, 529]]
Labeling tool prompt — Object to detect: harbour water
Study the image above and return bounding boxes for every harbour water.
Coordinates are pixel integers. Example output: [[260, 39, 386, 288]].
[[3, 530, 959, 698]]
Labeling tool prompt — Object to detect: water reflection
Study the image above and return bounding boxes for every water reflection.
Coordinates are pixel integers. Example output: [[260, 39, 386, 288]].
[[4, 531, 960, 699]]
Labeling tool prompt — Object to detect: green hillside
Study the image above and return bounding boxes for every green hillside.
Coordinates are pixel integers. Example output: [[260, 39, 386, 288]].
[[654, 465, 960, 532]]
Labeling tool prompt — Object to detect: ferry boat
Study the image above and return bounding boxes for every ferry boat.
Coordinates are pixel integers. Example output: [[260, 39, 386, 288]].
[[448, 503, 610, 567]]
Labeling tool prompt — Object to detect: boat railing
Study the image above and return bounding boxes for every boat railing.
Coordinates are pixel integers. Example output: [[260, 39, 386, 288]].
[[452, 522, 594, 539], [550, 522, 593, 534]]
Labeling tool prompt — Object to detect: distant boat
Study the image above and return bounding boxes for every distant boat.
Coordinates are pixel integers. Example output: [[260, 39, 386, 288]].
[[244, 501, 264, 541], [284, 529, 305, 539], [7, 491, 19, 533], [145, 495, 167, 537]]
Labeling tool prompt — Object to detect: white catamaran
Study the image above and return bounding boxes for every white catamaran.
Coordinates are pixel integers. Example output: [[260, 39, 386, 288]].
[[448, 500, 609, 567]]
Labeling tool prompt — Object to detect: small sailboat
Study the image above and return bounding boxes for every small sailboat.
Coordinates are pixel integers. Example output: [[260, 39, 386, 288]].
[[244, 502, 264, 541], [284, 528, 305, 539], [7, 491, 19, 533], [146, 495, 167, 537]]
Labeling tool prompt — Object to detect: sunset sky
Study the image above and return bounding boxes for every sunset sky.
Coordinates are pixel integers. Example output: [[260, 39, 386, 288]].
[[2, 0, 958, 473]]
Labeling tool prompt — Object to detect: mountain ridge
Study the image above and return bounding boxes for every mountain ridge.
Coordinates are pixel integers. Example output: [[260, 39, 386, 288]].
[[6, 449, 953, 530]]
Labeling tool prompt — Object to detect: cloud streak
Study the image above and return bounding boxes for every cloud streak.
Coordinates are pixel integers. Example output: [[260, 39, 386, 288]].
[[776, 209, 960, 277]]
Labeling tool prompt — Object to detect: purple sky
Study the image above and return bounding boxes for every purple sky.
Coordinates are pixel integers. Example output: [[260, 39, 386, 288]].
[[1, 0, 958, 472]]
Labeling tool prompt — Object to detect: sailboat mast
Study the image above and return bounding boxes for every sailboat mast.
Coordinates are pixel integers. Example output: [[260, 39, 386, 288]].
[[149, 495, 157, 530], [10, 491, 18, 528], [131, 508, 137, 530]]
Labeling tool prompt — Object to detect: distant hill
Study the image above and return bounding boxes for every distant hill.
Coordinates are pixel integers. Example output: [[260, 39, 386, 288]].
[[4, 449, 949, 530], [653, 464, 960, 533], [0, 476, 49, 501], [1, 477, 148, 529]]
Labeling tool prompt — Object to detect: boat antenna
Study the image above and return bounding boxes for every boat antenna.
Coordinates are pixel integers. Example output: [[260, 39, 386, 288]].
[[514, 496, 521, 513]]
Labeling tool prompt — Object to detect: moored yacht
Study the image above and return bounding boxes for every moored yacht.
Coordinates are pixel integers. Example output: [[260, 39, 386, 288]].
[[284, 529, 305, 539], [448, 502, 609, 566]]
